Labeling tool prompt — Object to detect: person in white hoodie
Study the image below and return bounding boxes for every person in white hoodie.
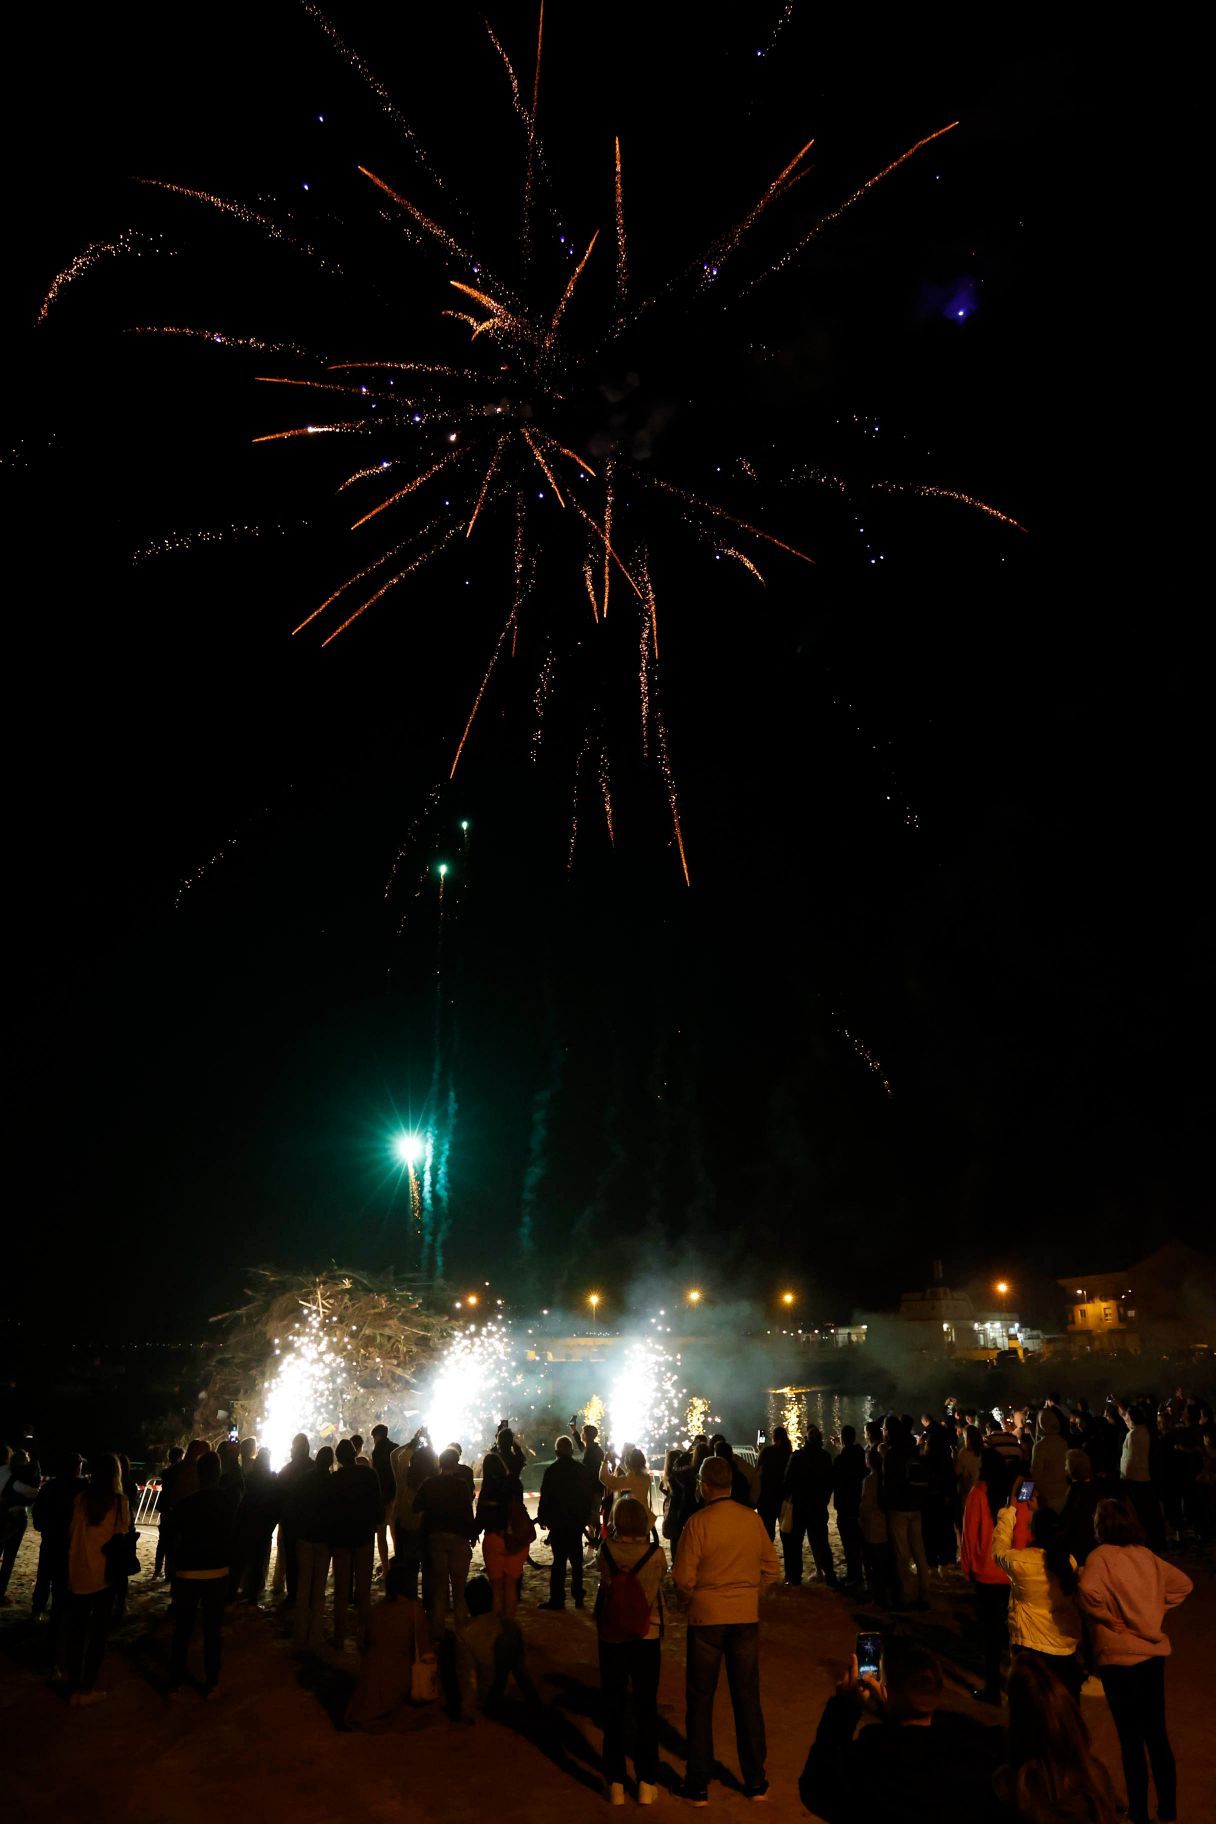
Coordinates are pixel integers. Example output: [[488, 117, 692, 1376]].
[[1078, 1497, 1192, 1824]]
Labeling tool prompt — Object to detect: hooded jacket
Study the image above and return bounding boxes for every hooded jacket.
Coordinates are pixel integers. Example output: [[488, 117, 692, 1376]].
[[1077, 1544, 1192, 1665], [989, 1506, 1080, 1655]]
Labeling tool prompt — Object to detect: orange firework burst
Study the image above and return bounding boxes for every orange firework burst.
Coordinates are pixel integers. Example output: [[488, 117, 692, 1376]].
[[71, 10, 1014, 889]]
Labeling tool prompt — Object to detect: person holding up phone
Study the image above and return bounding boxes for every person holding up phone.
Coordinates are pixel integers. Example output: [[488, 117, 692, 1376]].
[[990, 1477, 1084, 1703], [798, 1637, 1004, 1823]]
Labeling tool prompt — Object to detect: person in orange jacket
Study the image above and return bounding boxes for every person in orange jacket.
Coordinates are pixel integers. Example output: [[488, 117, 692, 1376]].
[[960, 1448, 1015, 1704]]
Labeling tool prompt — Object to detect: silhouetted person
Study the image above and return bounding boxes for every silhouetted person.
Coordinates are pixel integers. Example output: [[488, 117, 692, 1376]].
[[756, 1425, 791, 1539], [832, 1426, 866, 1586], [538, 1435, 589, 1609], [275, 1432, 312, 1610], [166, 1449, 239, 1694], [782, 1426, 836, 1586], [330, 1437, 381, 1649]]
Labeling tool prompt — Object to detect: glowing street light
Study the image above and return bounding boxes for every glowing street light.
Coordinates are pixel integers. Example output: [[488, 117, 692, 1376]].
[[687, 1288, 703, 1306], [995, 1280, 1010, 1297], [780, 1290, 796, 1308], [588, 1292, 602, 1332], [465, 1292, 479, 1308]]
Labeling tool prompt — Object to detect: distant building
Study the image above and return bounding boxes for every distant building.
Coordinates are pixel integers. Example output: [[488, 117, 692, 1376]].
[[1058, 1241, 1215, 1358], [894, 1262, 1023, 1358]]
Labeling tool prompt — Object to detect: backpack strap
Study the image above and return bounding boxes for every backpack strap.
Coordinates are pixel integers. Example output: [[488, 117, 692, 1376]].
[[601, 1543, 619, 1575], [635, 1541, 660, 1572]]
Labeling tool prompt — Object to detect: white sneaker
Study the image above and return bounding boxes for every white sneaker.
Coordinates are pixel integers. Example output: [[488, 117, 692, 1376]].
[[608, 1783, 626, 1806], [639, 1782, 658, 1805]]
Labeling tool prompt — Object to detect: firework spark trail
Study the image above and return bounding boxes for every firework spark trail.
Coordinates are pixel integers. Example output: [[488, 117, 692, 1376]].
[[641, 560, 661, 660], [175, 835, 238, 909], [254, 373, 396, 400], [447, 279, 532, 343], [547, 228, 600, 339], [742, 121, 960, 295], [134, 178, 338, 271], [126, 324, 311, 356], [320, 521, 463, 647], [652, 651, 691, 886], [467, 434, 509, 535], [538, 434, 597, 480], [530, 651, 556, 762], [871, 481, 1028, 532], [599, 744, 615, 845], [384, 779, 443, 905], [643, 472, 815, 564], [601, 458, 615, 618], [37, 230, 153, 324], [614, 136, 628, 313], [833, 1015, 894, 1097], [522, 0, 546, 266], [700, 132, 815, 287], [357, 165, 489, 278], [565, 484, 647, 606], [717, 545, 766, 584], [300, 2, 446, 188], [520, 429, 567, 508], [292, 529, 432, 635], [350, 450, 461, 529], [638, 595, 652, 760], [337, 460, 394, 491], [450, 604, 519, 778], [327, 359, 487, 382], [252, 420, 370, 444], [567, 726, 597, 870], [131, 521, 301, 566], [582, 561, 600, 624]]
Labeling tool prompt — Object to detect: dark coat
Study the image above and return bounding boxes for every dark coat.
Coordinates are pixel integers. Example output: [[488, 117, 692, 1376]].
[[329, 1463, 382, 1550], [168, 1486, 240, 1575], [538, 1455, 591, 1530]]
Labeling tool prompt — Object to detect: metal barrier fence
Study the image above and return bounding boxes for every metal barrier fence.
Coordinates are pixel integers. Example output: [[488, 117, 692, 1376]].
[[133, 1478, 162, 1525]]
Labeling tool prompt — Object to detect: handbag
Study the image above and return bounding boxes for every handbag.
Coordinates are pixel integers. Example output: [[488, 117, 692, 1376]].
[[779, 1497, 795, 1537], [410, 1625, 439, 1703]]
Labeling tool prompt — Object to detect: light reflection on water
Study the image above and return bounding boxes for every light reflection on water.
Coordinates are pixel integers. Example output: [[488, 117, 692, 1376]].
[[766, 1386, 876, 1449]]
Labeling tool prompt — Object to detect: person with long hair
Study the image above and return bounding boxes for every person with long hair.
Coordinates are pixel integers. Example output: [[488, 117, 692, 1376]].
[[476, 1449, 530, 1619], [990, 1481, 1083, 1702], [1078, 1497, 1191, 1824], [960, 1447, 1013, 1704], [596, 1496, 666, 1806], [996, 1653, 1118, 1822], [62, 1452, 128, 1704]]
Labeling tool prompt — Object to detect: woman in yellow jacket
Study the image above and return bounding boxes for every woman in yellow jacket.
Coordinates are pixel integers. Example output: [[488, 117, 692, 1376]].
[[990, 1480, 1084, 1703]]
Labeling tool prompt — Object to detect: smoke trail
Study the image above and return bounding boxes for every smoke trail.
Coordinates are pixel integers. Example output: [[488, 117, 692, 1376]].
[[519, 1034, 564, 1255], [434, 1080, 457, 1278]]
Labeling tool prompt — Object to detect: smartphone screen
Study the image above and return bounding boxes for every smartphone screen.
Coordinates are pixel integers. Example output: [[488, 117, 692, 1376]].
[[856, 1632, 883, 1680], [1016, 1479, 1035, 1503]]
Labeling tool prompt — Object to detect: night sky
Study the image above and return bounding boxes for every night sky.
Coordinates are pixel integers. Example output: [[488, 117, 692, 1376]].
[[7, 7, 1202, 1337]]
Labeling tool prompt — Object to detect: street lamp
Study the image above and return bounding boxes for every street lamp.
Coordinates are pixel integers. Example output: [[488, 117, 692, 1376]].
[[781, 1290, 796, 1308], [588, 1292, 601, 1333], [687, 1288, 703, 1306]]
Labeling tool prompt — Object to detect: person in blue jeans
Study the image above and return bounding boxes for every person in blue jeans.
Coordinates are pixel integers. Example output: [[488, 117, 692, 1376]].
[[673, 1455, 781, 1805]]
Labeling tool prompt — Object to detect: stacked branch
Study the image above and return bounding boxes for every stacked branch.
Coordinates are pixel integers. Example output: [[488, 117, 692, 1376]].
[[193, 1265, 451, 1448]]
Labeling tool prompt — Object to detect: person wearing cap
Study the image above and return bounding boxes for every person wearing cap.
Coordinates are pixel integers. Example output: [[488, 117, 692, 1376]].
[[798, 1637, 1004, 1822], [672, 1453, 781, 1804]]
